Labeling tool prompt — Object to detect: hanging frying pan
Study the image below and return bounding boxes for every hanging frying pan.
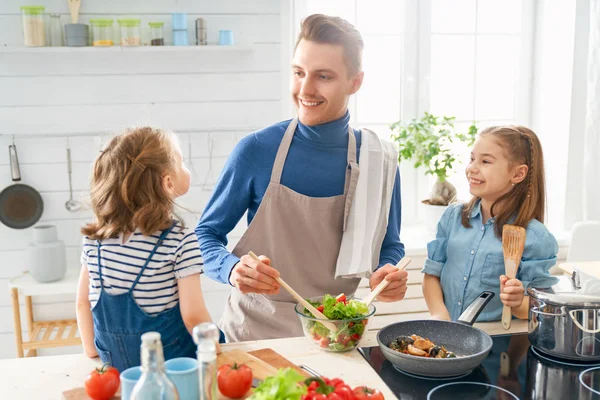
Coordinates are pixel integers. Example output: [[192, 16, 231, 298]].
[[0, 144, 44, 229]]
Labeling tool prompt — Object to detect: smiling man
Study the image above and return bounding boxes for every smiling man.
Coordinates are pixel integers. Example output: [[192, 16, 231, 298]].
[[196, 14, 407, 341]]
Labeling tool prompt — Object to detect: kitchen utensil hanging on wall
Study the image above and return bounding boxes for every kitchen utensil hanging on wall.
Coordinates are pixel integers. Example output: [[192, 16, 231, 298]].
[[0, 142, 44, 229], [187, 133, 198, 184], [68, 0, 81, 24], [201, 134, 216, 191], [65, 139, 81, 212]]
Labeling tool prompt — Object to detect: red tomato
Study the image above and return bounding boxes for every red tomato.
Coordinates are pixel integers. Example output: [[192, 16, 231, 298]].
[[217, 363, 253, 399], [318, 337, 330, 348], [84, 363, 120, 400], [353, 386, 385, 400], [335, 294, 347, 303], [317, 305, 325, 313], [305, 377, 354, 400]]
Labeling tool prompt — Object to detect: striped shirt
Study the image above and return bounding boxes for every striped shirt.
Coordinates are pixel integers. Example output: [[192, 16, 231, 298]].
[[80, 224, 204, 315]]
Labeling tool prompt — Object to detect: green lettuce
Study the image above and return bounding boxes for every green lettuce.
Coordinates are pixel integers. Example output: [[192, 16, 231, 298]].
[[248, 368, 307, 400]]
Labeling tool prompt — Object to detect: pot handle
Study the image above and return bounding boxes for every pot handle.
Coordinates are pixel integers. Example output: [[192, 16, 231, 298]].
[[8, 145, 21, 182], [530, 301, 566, 317], [456, 291, 495, 326], [569, 309, 600, 334]]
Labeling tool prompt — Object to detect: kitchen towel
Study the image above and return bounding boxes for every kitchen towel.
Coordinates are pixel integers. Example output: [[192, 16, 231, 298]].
[[335, 128, 398, 279]]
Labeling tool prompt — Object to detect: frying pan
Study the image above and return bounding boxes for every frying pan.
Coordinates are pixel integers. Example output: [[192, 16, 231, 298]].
[[0, 145, 44, 229], [377, 291, 495, 378]]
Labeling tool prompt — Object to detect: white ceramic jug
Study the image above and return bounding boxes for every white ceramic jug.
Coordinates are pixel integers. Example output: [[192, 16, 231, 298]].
[[27, 225, 66, 283]]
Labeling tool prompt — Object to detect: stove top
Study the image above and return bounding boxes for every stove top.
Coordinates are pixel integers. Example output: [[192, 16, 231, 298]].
[[358, 334, 600, 400]]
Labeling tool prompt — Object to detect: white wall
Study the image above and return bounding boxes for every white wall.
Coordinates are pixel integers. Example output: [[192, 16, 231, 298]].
[[0, 0, 282, 359]]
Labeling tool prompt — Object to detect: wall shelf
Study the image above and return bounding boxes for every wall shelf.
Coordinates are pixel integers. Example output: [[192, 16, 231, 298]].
[[0, 45, 253, 53]]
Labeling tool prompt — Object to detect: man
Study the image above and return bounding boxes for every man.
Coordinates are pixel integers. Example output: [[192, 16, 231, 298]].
[[196, 14, 407, 342]]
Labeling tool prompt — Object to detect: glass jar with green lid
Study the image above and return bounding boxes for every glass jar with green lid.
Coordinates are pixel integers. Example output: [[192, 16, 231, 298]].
[[148, 22, 164, 46], [117, 19, 141, 46], [20, 6, 46, 46], [90, 19, 114, 46]]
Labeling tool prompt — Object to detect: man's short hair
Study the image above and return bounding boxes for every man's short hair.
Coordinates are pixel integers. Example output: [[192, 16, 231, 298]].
[[295, 14, 364, 76]]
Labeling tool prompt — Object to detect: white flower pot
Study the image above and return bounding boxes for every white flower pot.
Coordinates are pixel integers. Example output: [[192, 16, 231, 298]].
[[27, 225, 67, 283], [420, 201, 449, 234]]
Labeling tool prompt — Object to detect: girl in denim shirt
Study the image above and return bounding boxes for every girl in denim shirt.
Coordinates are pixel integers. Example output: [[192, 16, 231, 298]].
[[422, 126, 558, 322]]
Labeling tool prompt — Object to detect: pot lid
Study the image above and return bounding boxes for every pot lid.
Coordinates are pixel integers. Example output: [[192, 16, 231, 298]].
[[527, 274, 600, 307]]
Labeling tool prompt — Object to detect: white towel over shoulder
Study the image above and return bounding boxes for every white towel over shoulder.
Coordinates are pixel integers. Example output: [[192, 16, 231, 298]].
[[335, 128, 398, 279]]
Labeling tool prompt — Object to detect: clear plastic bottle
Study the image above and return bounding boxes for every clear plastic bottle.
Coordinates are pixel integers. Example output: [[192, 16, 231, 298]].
[[193, 323, 220, 400], [48, 14, 63, 47], [130, 332, 180, 400]]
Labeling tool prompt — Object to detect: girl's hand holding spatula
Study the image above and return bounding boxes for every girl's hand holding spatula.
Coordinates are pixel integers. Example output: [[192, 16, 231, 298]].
[[499, 276, 525, 308]]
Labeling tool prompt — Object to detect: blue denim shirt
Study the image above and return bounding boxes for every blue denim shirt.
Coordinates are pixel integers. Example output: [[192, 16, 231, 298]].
[[422, 201, 558, 322]]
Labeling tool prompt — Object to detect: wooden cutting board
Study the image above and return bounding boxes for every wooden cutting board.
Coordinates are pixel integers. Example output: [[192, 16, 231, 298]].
[[62, 348, 306, 399], [62, 388, 120, 399]]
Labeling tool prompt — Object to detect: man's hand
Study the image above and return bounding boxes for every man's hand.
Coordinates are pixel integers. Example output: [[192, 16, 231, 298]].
[[499, 275, 525, 308], [368, 263, 409, 302], [230, 254, 280, 295]]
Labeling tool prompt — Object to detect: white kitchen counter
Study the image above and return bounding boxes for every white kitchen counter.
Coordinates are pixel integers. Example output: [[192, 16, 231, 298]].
[[0, 320, 527, 400]]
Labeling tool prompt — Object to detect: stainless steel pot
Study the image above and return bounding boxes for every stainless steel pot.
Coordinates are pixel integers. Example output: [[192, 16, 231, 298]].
[[528, 273, 600, 361]]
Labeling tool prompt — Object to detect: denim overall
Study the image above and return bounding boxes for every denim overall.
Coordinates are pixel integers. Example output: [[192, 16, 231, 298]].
[[92, 222, 197, 372]]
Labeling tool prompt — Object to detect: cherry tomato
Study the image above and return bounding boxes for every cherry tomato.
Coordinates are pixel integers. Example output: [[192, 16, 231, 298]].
[[335, 294, 347, 303], [353, 386, 385, 400], [217, 363, 253, 399], [85, 363, 120, 400]]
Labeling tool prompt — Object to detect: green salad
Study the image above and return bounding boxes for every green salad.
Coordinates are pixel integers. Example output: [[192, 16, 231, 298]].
[[303, 293, 370, 351]]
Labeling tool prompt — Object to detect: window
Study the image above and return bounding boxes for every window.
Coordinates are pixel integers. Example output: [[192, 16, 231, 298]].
[[292, 0, 535, 226]]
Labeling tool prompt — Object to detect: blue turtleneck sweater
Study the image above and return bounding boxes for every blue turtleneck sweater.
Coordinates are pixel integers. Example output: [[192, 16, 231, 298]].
[[196, 112, 405, 284]]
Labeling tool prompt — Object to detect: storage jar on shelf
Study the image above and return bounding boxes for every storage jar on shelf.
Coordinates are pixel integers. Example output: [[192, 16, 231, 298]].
[[90, 18, 114, 46], [20, 5, 46, 47], [148, 22, 164, 46], [117, 18, 141, 46]]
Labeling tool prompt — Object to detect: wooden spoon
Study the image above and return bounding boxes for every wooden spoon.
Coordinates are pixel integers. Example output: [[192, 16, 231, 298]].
[[68, 0, 81, 24], [247, 251, 338, 332], [362, 257, 411, 306], [501, 225, 526, 330]]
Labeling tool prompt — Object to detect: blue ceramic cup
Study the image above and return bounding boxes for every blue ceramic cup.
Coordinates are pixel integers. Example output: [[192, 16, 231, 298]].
[[120, 366, 142, 400], [219, 30, 234, 45], [165, 357, 199, 400]]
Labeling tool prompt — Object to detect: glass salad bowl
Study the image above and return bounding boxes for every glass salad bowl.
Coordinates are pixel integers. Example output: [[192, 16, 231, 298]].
[[294, 294, 376, 352]]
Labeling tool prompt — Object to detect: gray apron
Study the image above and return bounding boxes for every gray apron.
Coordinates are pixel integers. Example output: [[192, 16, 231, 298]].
[[220, 118, 361, 341]]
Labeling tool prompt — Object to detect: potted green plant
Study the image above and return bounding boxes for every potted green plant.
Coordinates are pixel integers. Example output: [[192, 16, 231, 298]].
[[390, 112, 478, 231]]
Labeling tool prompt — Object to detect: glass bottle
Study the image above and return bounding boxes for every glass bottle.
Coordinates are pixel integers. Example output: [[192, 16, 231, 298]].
[[48, 14, 63, 47], [131, 332, 180, 400], [193, 323, 220, 400]]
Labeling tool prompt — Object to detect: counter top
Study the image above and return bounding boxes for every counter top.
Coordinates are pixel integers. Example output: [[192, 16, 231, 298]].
[[0, 320, 527, 400]]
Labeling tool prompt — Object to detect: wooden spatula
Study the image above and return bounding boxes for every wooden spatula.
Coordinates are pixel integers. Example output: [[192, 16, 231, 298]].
[[362, 257, 411, 306], [247, 251, 338, 332], [501, 224, 526, 330], [68, 0, 81, 24]]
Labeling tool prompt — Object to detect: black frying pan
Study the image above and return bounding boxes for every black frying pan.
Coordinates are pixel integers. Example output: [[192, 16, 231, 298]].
[[376, 291, 495, 378], [0, 144, 44, 229]]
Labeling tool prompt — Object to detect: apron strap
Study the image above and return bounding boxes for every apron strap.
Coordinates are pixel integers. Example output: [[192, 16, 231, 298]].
[[343, 128, 360, 231], [129, 221, 178, 292], [270, 118, 298, 184]]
